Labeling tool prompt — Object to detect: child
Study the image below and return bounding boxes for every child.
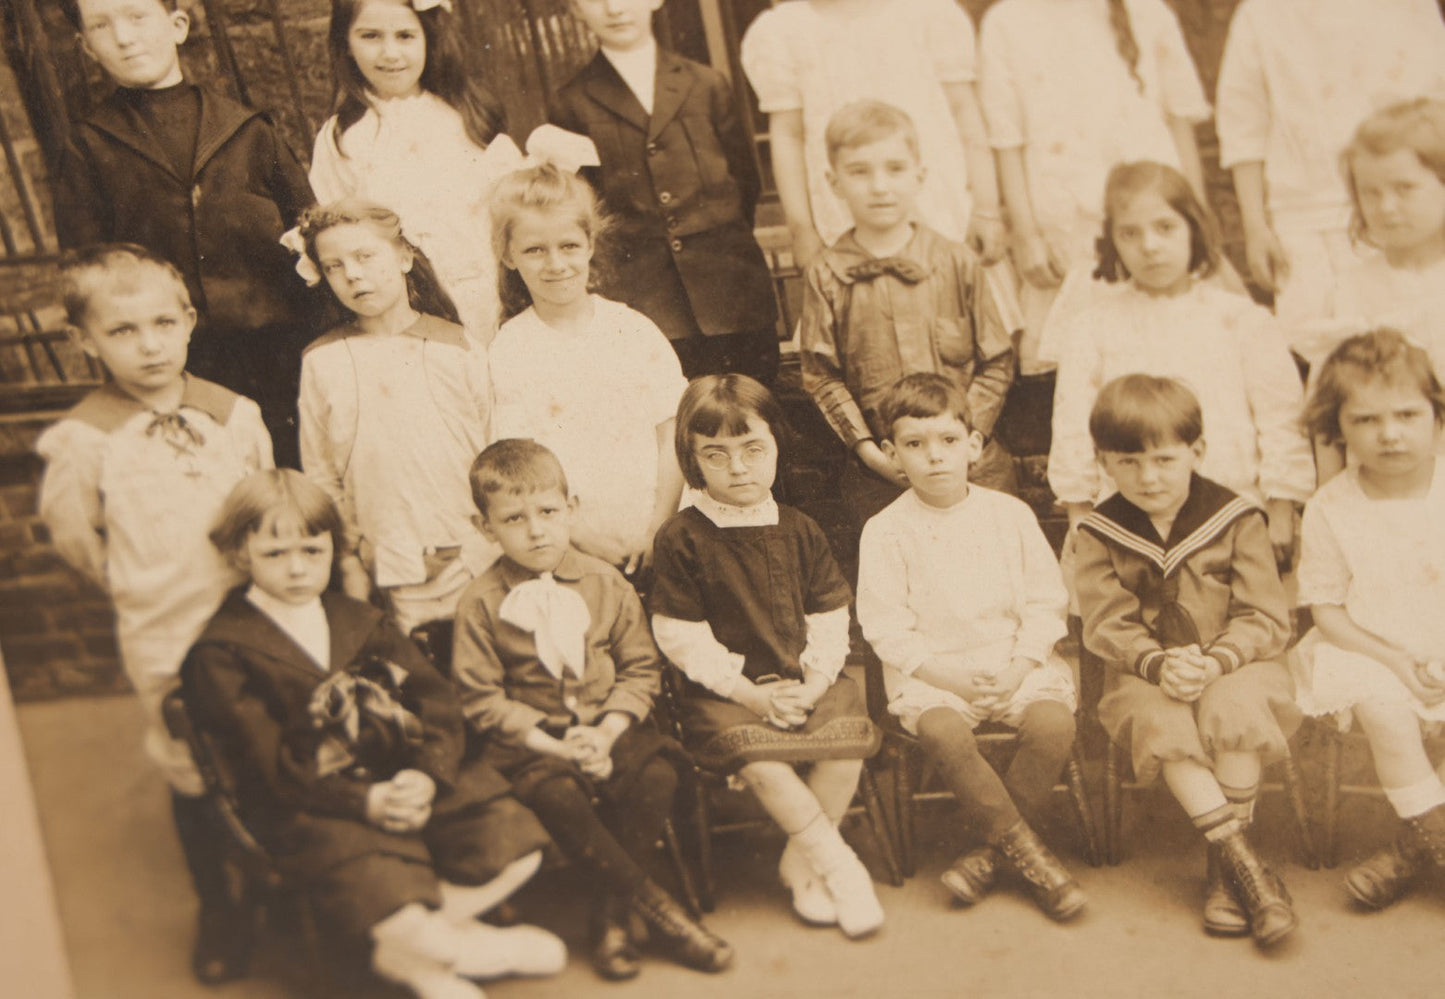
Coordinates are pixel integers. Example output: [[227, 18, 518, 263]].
[[1075, 374, 1302, 947], [54, 0, 316, 467], [183, 469, 563, 999], [1216, 0, 1445, 331], [800, 101, 1016, 537], [741, 0, 1005, 269], [553, 0, 779, 384], [451, 439, 732, 981], [294, 199, 495, 635], [488, 164, 686, 576], [978, 0, 1210, 370], [856, 373, 1085, 921], [650, 374, 885, 939], [1048, 162, 1314, 564], [1293, 330, 1445, 910], [35, 245, 274, 982], [310, 0, 524, 342]]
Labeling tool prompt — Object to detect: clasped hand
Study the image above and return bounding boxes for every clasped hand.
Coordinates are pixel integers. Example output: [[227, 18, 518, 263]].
[[743, 676, 826, 730], [1158, 645, 1222, 703], [1399, 656, 1445, 707], [365, 768, 436, 834], [561, 725, 616, 780]]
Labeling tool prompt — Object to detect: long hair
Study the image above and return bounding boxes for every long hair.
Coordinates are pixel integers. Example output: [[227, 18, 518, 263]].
[[1105, 0, 1144, 93], [1093, 161, 1221, 283], [324, 0, 506, 153], [1341, 97, 1445, 246], [489, 163, 611, 320], [298, 198, 461, 326]]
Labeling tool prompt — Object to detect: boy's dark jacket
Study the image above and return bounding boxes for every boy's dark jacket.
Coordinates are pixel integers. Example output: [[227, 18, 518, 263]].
[[54, 84, 314, 335], [554, 49, 776, 340]]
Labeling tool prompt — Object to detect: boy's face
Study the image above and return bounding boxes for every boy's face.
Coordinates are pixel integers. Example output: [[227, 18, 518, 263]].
[[1098, 439, 1204, 524], [76, 0, 188, 90], [569, 0, 663, 52], [883, 413, 981, 508], [240, 527, 334, 607], [827, 133, 925, 237], [479, 487, 574, 574], [73, 271, 195, 400]]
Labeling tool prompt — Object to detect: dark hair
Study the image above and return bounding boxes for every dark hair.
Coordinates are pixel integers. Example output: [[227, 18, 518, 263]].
[[1105, 0, 1144, 93], [469, 438, 570, 516], [1304, 328, 1445, 444], [824, 100, 921, 167], [297, 198, 461, 325], [489, 163, 610, 320], [876, 373, 972, 441], [1094, 161, 1221, 283], [209, 469, 347, 561], [1089, 374, 1204, 453], [59, 243, 192, 327], [62, 0, 181, 31], [674, 374, 785, 490], [324, 0, 505, 154], [1341, 97, 1445, 245]]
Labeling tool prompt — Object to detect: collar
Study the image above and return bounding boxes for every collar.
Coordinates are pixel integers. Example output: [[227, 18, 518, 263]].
[[196, 589, 382, 672], [66, 375, 238, 434], [1080, 475, 1260, 577], [87, 83, 260, 181], [245, 586, 328, 663], [693, 491, 780, 527], [822, 226, 939, 285], [497, 547, 587, 589], [334, 312, 469, 349]]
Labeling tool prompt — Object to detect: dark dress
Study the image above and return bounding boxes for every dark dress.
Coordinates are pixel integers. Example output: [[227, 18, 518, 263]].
[[650, 505, 879, 772]]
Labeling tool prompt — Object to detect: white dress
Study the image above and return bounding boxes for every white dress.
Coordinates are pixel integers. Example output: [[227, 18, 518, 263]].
[[1293, 254, 1445, 376], [1294, 464, 1445, 725], [309, 93, 525, 343], [489, 296, 688, 560]]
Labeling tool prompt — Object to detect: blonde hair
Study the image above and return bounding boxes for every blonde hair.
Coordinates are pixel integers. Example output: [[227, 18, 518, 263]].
[[489, 163, 610, 319], [468, 438, 570, 515], [824, 100, 920, 167], [59, 243, 191, 328], [1342, 97, 1445, 245]]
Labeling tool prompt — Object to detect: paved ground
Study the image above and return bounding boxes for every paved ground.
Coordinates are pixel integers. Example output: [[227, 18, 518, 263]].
[[17, 695, 1445, 999]]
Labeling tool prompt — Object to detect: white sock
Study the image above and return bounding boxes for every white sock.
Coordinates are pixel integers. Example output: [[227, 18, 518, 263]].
[[790, 811, 854, 877], [1384, 775, 1445, 819], [439, 850, 543, 922]]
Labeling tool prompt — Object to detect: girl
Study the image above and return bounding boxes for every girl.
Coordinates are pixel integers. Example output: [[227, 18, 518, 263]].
[[978, 0, 1211, 370], [488, 164, 686, 577], [310, 0, 523, 342], [739, 0, 1005, 269], [1295, 329, 1445, 910], [1216, 0, 1445, 333], [1048, 162, 1314, 563], [295, 199, 495, 635], [181, 469, 563, 999], [649, 375, 885, 939]]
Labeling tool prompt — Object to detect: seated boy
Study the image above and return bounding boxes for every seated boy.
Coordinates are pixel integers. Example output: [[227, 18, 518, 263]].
[[56, 0, 315, 466], [36, 244, 274, 981], [855, 373, 1084, 921], [451, 439, 731, 981], [800, 100, 1017, 536]]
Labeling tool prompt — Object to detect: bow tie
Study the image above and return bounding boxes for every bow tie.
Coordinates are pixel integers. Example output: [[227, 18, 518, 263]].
[[146, 410, 206, 456], [500, 572, 591, 681], [846, 255, 927, 284]]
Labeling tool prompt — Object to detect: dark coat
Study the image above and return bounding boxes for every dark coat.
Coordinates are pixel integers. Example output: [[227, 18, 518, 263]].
[[554, 50, 777, 340]]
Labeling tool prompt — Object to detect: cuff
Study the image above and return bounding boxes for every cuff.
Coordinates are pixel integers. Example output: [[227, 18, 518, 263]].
[[1135, 649, 1167, 685], [1206, 643, 1243, 675], [501, 704, 550, 741], [598, 689, 653, 724]]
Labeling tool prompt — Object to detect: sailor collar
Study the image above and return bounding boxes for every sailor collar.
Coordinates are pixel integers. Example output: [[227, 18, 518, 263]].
[[1079, 475, 1260, 577]]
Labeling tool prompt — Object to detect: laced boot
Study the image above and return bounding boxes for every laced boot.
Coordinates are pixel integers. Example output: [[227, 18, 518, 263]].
[[1203, 843, 1249, 936], [994, 820, 1086, 921], [1403, 803, 1445, 871], [1214, 829, 1297, 947], [630, 880, 733, 973], [940, 846, 1000, 907], [590, 894, 641, 981]]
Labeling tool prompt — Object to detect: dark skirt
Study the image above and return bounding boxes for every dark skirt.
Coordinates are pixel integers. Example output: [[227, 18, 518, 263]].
[[681, 673, 880, 773]]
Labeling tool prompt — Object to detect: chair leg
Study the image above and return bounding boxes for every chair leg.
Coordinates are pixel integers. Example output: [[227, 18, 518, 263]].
[[1323, 727, 1342, 869], [858, 763, 904, 887], [1280, 751, 1320, 870], [1063, 742, 1101, 867], [661, 818, 703, 918], [1104, 740, 1123, 865], [894, 742, 916, 878]]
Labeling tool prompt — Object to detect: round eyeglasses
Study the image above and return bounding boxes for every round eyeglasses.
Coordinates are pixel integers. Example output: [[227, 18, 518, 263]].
[[695, 442, 774, 471]]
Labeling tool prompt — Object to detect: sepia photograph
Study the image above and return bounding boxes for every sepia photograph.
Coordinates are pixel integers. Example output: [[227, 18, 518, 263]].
[[2, 1, 1444, 996]]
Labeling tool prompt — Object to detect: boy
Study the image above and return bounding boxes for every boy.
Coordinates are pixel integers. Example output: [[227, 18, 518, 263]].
[[800, 100, 1017, 537], [856, 373, 1084, 921], [36, 244, 274, 982], [451, 439, 731, 981], [554, 0, 779, 383], [1074, 374, 1300, 945], [55, 0, 315, 467]]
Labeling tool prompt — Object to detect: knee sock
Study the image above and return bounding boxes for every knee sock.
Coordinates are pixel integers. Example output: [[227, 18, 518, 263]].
[[790, 810, 856, 875], [1003, 702, 1075, 827], [1220, 781, 1260, 828], [525, 776, 648, 897], [602, 757, 679, 863], [438, 850, 543, 922], [1192, 803, 1242, 843], [1383, 775, 1445, 819], [920, 711, 1020, 843]]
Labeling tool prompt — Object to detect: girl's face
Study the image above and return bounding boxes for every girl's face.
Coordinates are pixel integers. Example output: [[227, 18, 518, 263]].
[[1338, 377, 1441, 486], [241, 525, 334, 606], [314, 222, 414, 323], [1352, 148, 1445, 255], [692, 415, 778, 508], [348, 0, 426, 100], [503, 210, 594, 314], [1110, 189, 1194, 295]]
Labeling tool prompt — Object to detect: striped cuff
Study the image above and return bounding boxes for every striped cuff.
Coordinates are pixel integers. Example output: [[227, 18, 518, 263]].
[[1205, 643, 1243, 674], [1135, 649, 1167, 685]]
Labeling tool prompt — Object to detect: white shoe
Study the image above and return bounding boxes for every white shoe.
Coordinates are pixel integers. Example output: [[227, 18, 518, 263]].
[[452, 922, 567, 980], [820, 854, 885, 939], [371, 908, 487, 999], [780, 840, 838, 926]]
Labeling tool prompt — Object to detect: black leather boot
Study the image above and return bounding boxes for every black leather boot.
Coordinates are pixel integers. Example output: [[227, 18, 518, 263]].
[[1214, 829, 1297, 947], [1404, 803, 1445, 870], [1203, 842, 1249, 936], [630, 880, 732, 973], [941, 845, 1001, 906], [994, 820, 1087, 921], [172, 793, 251, 984], [591, 894, 642, 981], [1345, 833, 1424, 911]]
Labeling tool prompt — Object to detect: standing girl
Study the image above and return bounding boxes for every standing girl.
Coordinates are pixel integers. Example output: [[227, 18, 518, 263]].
[[1048, 162, 1314, 562], [649, 375, 885, 939], [311, 0, 523, 341], [295, 199, 495, 635], [1295, 330, 1445, 910], [978, 0, 1211, 370], [184, 469, 562, 999], [488, 164, 686, 577]]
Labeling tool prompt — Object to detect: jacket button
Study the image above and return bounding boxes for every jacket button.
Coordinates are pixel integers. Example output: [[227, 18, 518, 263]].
[[666, 216, 679, 230], [670, 238, 683, 252], [659, 191, 673, 204], [647, 142, 659, 155]]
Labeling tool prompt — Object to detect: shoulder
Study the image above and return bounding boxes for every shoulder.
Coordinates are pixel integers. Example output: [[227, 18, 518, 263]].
[[456, 562, 509, 618], [743, 3, 804, 40], [779, 504, 831, 544], [973, 485, 1040, 524], [302, 324, 360, 360], [656, 506, 709, 546], [558, 51, 609, 95], [570, 548, 630, 584], [979, 0, 1028, 32]]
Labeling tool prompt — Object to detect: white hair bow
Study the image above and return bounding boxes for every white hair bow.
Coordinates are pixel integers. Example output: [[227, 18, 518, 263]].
[[411, 0, 453, 12], [279, 226, 322, 287]]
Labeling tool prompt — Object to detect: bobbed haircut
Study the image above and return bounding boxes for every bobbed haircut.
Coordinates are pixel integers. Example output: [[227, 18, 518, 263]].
[[59, 243, 192, 328], [469, 438, 570, 516], [489, 163, 610, 319], [674, 374, 785, 490], [297, 198, 461, 326], [1341, 97, 1445, 245], [209, 469, 347, 560], [876, 373, 973, 441], [63, 0, 181, 30], [1094, 161, 1221, 283], [1089, 373, 1204, 453], [824, 100, 920, 167], [1304, 328, 1445, 444]]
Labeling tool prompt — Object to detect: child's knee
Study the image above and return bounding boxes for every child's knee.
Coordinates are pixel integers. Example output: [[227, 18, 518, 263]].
[[737, 759, 800, 794], [915, 706, 979, 756], [1016, 700, 1076, 748]]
